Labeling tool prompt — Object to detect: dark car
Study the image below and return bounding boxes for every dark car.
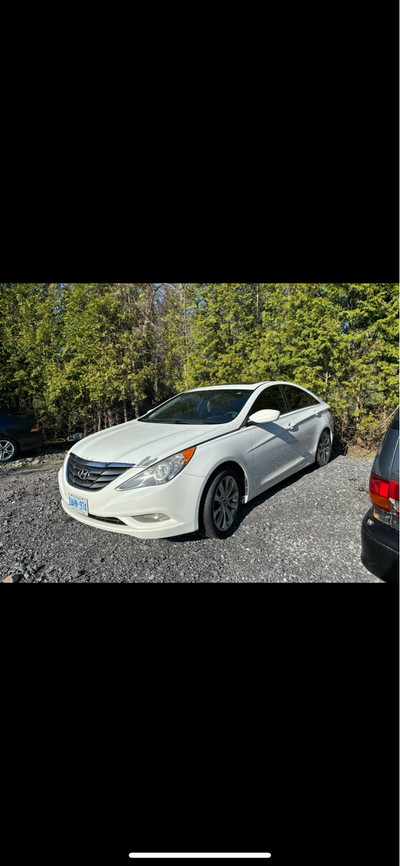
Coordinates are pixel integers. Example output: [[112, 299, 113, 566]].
[[0, 411, 44, 463], [361, 409, 399, 581]]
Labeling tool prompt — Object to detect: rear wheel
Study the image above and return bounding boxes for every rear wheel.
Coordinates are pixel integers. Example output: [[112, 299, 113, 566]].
[[0, 438, 18, 463], [202, 469, 242, 539], [316, 429, 332, 467]]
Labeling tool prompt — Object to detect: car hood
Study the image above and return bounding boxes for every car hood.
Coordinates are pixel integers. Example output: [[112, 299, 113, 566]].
[[70, 420, 229, 467]]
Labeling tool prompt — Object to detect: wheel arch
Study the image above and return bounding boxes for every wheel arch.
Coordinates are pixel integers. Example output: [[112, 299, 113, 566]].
[[317, 424, 334, 447], [197, 459, 248, 530]]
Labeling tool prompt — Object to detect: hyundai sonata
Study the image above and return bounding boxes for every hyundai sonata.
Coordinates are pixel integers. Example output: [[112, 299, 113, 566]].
[[58, 381, 334, 539]]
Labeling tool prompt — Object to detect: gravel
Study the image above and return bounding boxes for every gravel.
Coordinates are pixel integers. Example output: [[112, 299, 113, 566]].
[[0, 446, 381, 582]]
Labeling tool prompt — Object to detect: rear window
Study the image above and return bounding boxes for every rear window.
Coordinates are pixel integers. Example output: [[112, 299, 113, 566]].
[[282, 385, 318, 411], [372, 410, 400, 481]]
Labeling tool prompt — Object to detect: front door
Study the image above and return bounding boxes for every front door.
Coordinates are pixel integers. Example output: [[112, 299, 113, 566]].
[[247, 385, 302, 493]]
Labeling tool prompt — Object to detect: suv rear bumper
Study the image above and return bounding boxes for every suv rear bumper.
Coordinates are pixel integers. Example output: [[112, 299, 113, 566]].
[[361, 507, 399, 581]]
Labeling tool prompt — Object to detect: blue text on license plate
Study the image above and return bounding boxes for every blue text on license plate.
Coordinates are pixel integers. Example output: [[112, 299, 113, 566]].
[[69, 495, 89, 516]]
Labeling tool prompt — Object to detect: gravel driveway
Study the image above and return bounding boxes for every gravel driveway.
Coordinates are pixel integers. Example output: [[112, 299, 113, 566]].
[[0, 446, 381, 582]]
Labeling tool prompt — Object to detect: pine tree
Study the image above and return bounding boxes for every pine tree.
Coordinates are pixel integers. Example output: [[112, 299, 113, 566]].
[[0, 282, 397, 447]]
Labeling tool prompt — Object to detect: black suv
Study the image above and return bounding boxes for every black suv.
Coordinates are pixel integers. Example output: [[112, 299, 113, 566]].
[[361, 409, 399, 581]]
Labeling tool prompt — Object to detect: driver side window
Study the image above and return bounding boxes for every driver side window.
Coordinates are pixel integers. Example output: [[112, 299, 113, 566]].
[[250, 386, 287, 415]]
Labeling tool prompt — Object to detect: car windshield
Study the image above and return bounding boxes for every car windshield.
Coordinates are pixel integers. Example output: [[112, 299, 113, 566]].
[[140, 390, 253, 425]]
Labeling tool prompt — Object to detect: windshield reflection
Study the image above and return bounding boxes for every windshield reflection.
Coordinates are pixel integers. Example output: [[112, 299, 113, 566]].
[[140, 390, 253, 425]]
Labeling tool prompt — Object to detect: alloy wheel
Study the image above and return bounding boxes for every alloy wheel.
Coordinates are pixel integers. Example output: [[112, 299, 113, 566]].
[[0, 439, 16, 462], [317, 431, 332, 466], [212, 475, 240, 532]]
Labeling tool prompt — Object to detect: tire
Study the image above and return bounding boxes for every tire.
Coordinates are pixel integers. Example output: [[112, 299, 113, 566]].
[[201, 469, 242, 539], [316, 429, 332, 467], [0, 438, 18, 463]]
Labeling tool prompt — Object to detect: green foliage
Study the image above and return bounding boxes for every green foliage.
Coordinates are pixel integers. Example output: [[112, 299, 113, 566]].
[[184, 282, 399, 447], [0, 282, 398, 446], [186, 284, 263, 386]]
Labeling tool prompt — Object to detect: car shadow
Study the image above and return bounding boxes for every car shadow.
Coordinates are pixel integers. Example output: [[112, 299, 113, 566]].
[[168, 451, 342, 543], [241, 462, 321, 519], [27, 442, 72, 457]]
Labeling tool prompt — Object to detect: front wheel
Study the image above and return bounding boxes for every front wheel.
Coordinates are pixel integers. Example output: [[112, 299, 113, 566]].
[[316, 429, 332, 467], [0, 438, 18, 463], [201, 469, 242, 539]]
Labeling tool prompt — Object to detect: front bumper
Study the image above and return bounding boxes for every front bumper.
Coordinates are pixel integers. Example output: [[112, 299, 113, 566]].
[[361, 508, 399, 581], [58, 465, 204, 539]]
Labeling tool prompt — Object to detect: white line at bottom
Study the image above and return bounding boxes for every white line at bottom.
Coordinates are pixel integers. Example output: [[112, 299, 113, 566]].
[[129, 853, 272, 860]]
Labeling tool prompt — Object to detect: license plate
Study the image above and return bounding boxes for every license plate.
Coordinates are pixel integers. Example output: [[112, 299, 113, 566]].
[[68, 495, 89, 517]]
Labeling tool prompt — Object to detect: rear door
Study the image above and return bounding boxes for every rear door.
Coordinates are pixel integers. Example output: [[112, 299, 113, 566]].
[[246, 385, 302, 492], [280, 384, 324, 460]]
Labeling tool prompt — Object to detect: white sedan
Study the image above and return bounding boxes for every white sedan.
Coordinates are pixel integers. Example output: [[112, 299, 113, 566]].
[[58, 382, 334, 539]]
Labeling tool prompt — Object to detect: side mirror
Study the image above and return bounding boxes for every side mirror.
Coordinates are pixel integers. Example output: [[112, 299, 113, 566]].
[[248, 409, 281, 425]]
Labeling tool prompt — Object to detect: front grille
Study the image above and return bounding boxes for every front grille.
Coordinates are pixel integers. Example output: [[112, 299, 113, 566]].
[[68, 453, 134, 491]]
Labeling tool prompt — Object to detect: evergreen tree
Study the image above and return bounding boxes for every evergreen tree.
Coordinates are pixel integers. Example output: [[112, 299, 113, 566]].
[[0, 281, 397, 447], [186, 283, 261, 386]]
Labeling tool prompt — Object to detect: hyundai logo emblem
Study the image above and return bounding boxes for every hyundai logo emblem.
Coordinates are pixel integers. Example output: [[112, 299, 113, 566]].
[[78, 468, 91, 481]]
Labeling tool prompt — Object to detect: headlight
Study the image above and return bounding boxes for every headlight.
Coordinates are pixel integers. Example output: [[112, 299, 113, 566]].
[[116, 447, 196, 490]]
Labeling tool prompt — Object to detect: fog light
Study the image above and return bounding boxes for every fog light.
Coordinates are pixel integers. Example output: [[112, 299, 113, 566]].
[[134, 513, 169, 523]]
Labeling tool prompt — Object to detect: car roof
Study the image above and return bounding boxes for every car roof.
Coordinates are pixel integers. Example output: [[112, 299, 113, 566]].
[[187, 382, 314, 393], [187, 383, 273, 392]]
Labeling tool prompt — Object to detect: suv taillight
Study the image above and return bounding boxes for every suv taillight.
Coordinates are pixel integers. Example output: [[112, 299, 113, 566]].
[[30, 423, 39, 432], [370, 475, 399, 516]]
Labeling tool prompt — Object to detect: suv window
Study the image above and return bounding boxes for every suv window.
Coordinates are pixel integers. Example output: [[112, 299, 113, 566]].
[[250, 386, 287, 415], [390, 409, 399, 431], [282, 385, 317, 411], [373, 409, 400, 481]]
